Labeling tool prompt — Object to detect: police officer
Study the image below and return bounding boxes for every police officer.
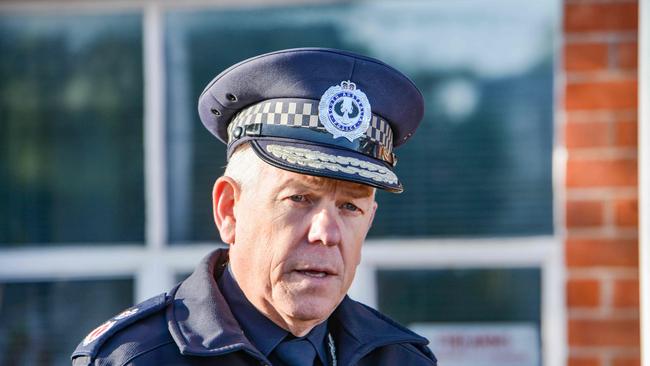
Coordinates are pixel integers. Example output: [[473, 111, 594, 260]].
[[71, 48, 437, 366]]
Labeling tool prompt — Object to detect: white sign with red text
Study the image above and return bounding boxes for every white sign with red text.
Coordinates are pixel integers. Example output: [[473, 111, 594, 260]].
[[410, 323, 540, 366]]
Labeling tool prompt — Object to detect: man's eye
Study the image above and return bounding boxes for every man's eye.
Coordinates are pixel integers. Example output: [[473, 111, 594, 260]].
[[342, 202, 359, 212], [289, 195, 306, 202]]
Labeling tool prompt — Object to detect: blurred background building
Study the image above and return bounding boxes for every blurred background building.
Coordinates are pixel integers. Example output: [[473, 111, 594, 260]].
[[0, 1, 643, 365]]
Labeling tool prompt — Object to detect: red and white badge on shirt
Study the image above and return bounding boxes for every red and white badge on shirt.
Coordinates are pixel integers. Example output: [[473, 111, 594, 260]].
[[82, 320, 116, 346]]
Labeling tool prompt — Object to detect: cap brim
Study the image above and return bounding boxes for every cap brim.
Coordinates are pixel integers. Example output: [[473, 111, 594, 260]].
[[250, 138, 403, 193]]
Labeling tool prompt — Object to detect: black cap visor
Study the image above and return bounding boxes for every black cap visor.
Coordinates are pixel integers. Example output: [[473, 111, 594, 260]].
[[250, 138, 403, 193]]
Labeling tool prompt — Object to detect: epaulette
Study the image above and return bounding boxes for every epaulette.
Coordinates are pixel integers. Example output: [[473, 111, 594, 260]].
[[71, 292, 171, 366]]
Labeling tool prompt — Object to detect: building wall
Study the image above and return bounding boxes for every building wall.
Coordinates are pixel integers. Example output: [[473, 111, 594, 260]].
[[563, 1, 640, 365]]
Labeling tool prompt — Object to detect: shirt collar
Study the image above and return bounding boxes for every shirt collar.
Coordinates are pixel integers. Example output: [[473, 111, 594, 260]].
[[217, 265, 285, 356], [219, 264, 330, 364], [304, 318, 329, 364], [330, 296, 433, 365], [166, 249, 259, 358]]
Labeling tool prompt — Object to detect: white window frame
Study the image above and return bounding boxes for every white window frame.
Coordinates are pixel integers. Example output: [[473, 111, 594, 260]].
[[0, 2, 566, 366]]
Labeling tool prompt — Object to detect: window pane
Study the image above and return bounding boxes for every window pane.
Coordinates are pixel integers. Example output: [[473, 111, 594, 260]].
[[377, 268, 541, 365], [0, 278, 133, 366], [0, 13, 144, 245], [165, 1, 556, 242], [378, 268, 541, 323]]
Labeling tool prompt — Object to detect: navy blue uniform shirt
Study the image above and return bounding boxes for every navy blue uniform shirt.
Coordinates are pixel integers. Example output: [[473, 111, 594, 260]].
[[72, 249, 437, 365]]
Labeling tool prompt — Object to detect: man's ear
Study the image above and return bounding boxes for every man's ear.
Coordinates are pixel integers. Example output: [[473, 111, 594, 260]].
[[212, 176, 240, 245]]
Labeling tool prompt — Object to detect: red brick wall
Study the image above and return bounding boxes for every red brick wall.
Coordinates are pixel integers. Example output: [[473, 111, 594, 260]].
[[563, 1, 640, 365]]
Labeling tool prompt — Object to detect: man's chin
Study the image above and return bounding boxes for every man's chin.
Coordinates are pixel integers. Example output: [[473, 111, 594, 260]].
[[281, 297, 340, 323]]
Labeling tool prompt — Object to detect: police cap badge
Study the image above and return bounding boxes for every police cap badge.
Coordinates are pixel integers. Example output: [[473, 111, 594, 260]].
[[198, 48, 424, 192]]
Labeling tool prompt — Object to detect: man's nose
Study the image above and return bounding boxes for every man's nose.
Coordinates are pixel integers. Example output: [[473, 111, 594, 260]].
[[307, 207, 342, 246]]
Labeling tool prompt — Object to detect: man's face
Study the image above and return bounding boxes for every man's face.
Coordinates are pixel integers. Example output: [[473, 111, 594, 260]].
[[227, 162, 377, 334]]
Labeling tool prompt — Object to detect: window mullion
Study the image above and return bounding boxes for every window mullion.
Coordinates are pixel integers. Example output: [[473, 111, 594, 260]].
[[144, 1, 167, 252], [139, 1, 172, 302]]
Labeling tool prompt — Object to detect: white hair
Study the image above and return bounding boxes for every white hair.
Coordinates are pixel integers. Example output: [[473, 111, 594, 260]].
[[223, 143, 265, 190]]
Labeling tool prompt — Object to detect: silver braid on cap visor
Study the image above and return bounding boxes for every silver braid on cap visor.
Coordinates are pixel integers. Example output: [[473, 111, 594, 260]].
[[227, 98, 397, 166], [266, 144, 398, 184]]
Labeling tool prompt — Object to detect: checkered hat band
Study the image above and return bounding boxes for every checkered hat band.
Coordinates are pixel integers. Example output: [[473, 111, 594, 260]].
[[228, 98, 394, 150]]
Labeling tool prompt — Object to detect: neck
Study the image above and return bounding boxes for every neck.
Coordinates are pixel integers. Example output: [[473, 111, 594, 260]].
[[248, 293, 325, 337]]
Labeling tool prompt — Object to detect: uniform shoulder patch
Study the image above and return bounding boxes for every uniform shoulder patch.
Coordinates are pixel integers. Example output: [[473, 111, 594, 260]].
[[71, 292, 171, 363]]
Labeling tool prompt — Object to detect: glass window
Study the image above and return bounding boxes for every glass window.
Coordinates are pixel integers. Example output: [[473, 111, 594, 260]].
[[165, 0, 556, 243], [377, 268, 542, 365], [378, 268, 541, 323], [0, 278, 133, 366], [0, 13, 144, 246]]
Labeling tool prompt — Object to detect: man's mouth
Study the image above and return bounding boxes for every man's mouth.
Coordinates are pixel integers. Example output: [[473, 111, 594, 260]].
[[297, 270, 328, 278], [293, 266, 336, 278]]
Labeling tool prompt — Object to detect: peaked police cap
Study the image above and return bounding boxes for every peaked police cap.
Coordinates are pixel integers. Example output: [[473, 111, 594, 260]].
[[198, 48, 424, 192]]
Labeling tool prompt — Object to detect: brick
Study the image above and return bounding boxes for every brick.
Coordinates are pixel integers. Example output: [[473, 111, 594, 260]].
[[569, 319, 639, 346], [565, 43, 608, 71], [613, 278, 639, 307], [566, 158, 637, 187], [565, 121, 610, 148], [566, 238, 638, 267], [567, 278, 601, 307], [615, 198, 638, 227], [566, 200, 604, 227], [566, 80, 637, 110], [613, 356, 641, 366], [615, 120, 638, 147], [565, 3, 638, 32], [569, 357, 600, 366], [616, 42, 638, 69]]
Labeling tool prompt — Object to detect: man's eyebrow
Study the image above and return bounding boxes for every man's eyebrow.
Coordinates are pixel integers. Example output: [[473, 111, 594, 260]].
[[330, 178, 374, 198], [279, 177, 328, 192], [279, 177, 374, 199], [340, 186, 374, 199]]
